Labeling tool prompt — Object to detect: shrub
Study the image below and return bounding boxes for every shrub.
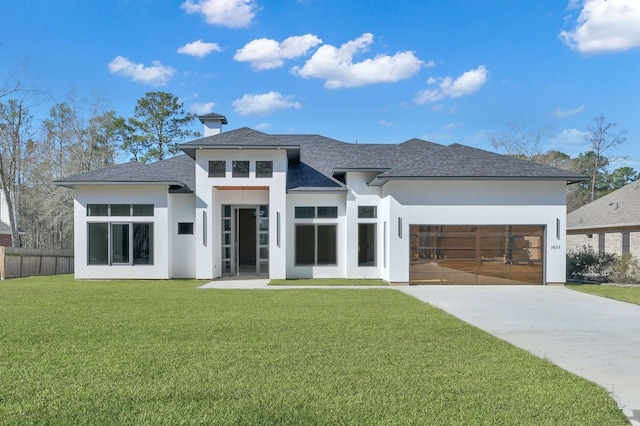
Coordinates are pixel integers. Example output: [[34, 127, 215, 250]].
[[567, 246, 617, 282], [609, 254, 640, 284]]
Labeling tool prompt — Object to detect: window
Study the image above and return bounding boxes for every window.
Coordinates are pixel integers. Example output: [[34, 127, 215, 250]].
[[256, 161, 273, 178], [295, 224, 337, 265], [208, 160, 226, 177], [295, 207, 316, 219], [598, 233, 605, 255], [87, 204, 108, 216], [87, 223, 109, 264], [111, 204, 131, 216], [133, 204, 154, 216], [295, 206, 338, 219], [232, 161, 249, 177], [178, 222, 194, 235], [358, 206, 377, 219], [623, 232, 630, 256], [87, 204, 153, 217], [317, 207, 338, 219], [87, 222, 153, 265], [358, 223, 376, 266]]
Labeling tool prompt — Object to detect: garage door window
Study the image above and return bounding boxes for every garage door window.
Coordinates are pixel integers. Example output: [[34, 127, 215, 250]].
[[409, 225, 544, 284]]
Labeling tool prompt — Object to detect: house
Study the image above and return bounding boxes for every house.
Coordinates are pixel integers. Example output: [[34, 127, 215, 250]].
[[55, 113, 585, 284], [567, 180, 640, 257], [0, 189, 21, 246]]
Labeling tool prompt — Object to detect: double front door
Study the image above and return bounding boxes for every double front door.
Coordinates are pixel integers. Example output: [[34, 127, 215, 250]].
[[221, 205, 269, 276]]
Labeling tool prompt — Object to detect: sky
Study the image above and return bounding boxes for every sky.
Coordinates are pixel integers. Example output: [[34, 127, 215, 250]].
[[2, 0, 640, 168]]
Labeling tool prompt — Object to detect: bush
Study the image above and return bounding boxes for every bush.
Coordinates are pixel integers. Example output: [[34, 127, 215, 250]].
[[609, 254, 640, 284], [567, 246, 617, 282]]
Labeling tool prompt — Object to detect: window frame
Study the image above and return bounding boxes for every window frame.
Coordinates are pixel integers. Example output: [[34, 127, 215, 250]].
[[86, 221, 154, 266], [256, 160, 273, 178], [232, 160, 250, 178], [178, 222, 194, 235], [294, 224, 337, 266], [208, 160, 226, 178]]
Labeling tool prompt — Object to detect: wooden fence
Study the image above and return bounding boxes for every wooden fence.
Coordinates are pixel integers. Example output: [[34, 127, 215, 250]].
[[0, 247, 74, 280]]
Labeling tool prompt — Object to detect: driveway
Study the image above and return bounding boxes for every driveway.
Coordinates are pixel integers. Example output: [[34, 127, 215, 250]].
[[400, 285, 640, 424]]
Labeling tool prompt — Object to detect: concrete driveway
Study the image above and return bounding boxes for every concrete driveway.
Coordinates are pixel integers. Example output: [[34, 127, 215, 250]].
[[400, 285, 640, 424]]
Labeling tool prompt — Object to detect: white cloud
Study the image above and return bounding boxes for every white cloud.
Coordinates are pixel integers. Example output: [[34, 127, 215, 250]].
[[178, 40, 222, 58], [181, 0, 256, 28], [190, 102, 215, 115], [555, 104, 585, 118], [291, 33, 426, 88], [108, 56, 175, 86], [234, 34, 322, 70], [560, 0, 640, 53], [232, 91, 302, 116], [444, 122, 460, 130], [415, 66, 488, 104], [548, 128, 589, 154], [379, 120, 393, 127], [254, 122, 270, 130]]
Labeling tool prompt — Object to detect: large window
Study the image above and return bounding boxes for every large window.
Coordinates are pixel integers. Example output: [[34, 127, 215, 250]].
[[87, 222, 153, 265], [295, 225, 337, 265], [232, 161, 250, 177], [208, 160, 226, 178], [295, 206, 338, 219], [358, 223, 376, 266]]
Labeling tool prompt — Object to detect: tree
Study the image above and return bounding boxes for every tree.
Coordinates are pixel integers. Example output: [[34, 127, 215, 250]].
[[604, 166, 639, 194], [583, 114, 627, 202], [491, 121, 552, 160], [118, 92, 199, 163], [0, 98, 31, 247]]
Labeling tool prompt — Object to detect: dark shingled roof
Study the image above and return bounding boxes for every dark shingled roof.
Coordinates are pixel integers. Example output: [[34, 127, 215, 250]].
[[567, 180, 640, 230], [56, 126, 587, 193], [198, 112, 228, 124]]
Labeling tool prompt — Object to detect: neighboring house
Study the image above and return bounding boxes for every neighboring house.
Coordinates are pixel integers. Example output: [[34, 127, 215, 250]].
[[0, 189, 21, 246], [567, 180, 640, 257], [56, 113, 585, 284]]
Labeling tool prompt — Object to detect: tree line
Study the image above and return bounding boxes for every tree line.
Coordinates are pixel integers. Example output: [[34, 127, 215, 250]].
[[0, 74, 198, 249], [1, 73, 634, 249], [491, 115, 635, 212]]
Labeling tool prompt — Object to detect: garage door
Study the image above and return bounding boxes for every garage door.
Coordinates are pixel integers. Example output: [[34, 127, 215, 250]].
[[409, 225, 544, 284]]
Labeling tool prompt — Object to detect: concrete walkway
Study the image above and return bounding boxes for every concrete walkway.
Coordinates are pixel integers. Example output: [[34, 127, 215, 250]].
[[400, 285, 640, 424]]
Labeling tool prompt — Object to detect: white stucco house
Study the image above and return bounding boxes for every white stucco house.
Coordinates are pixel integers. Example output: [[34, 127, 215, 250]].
[[56, 113, 585, 284]]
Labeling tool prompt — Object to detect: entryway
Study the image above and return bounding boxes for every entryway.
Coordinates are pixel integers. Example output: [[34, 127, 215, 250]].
[[221, 205, 269, 276]]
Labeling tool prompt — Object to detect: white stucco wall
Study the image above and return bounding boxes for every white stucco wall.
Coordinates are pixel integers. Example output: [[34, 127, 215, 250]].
[[382, 179, 568, 284], [168, 193, 196, 278], [74, 185, 170, 279], [194, 149, 288, 279]]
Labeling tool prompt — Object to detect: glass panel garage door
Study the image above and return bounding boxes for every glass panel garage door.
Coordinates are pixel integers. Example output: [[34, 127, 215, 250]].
[[410, 225, 544, 285]]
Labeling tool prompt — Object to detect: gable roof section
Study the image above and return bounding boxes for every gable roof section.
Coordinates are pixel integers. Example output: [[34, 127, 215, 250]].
[[54, 154, 195, 193], [180, 127, 301, 162], [567, 181, 640, 230], [369, 144, 586, 186]]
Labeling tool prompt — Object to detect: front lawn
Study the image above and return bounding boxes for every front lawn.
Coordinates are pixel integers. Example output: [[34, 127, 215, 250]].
[[0, 275, 627, 425], [568, 284, 640, 305]]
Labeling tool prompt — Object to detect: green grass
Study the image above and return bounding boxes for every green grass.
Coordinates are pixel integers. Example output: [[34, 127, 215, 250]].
[[0, 275, 627, 425], [268, 278, 387, 286], [568, 284, 640, 305]]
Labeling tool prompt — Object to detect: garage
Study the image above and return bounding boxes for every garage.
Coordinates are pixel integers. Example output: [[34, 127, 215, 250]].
[[410, 225, 544, 284]]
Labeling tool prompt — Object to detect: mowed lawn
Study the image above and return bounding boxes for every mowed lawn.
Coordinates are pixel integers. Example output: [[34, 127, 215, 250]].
[[0, 276, 627, 425], [569, 284, 640, 306]]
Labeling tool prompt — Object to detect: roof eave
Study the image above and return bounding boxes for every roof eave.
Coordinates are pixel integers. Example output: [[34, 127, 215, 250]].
[[179, 144, 301, 162], [369, 175, 587, 186], [53, 180, 186, 189], [287, 188, 349, 194]]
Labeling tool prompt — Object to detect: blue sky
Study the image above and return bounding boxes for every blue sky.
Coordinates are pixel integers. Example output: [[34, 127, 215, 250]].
[[3, 0, 640, 167]]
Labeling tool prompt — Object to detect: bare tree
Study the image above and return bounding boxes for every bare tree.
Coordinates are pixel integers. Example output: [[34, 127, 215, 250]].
[[583, 114, 627, 202], [491, 121, 553, 159], [0, 98, 31, 247]]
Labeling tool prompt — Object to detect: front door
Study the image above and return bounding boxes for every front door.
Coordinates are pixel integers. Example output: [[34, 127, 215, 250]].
[[221, 205, 269, 276]]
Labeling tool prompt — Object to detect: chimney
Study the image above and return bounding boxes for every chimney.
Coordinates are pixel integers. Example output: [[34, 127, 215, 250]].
[[198, 112, 228, 137]]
